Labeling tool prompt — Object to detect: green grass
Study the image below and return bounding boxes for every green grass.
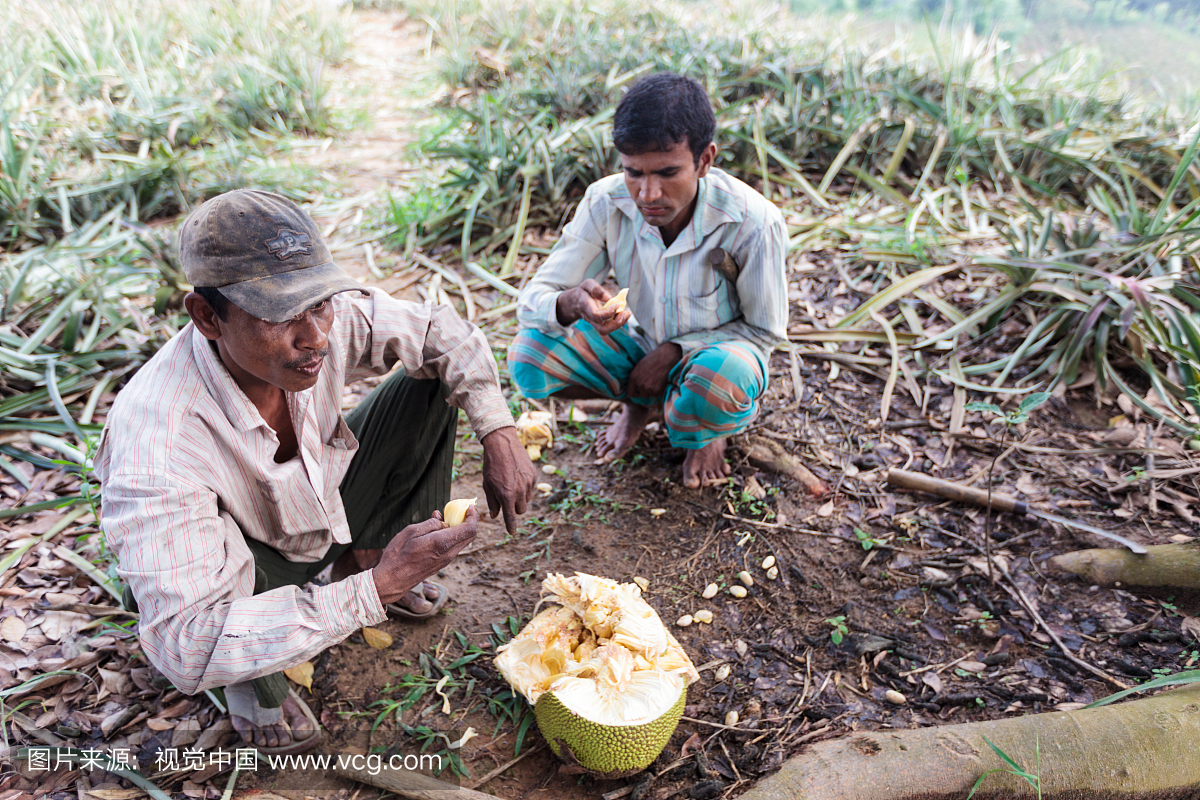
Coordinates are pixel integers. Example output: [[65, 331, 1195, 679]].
[[395, 0, 1200, 436], [0, 0, 355, 512], [0, 0, 349, 247]]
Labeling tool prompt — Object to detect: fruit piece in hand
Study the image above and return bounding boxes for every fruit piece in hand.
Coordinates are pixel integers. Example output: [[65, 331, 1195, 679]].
[[443, 498, 477, 527], [601, 288, 629, 314]]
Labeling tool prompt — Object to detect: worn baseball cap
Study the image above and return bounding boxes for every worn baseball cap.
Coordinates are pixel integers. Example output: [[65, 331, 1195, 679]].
[[179, 189, 364, 323]]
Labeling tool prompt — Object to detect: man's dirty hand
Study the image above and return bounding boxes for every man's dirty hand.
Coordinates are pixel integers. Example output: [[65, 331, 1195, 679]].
[[555, 279, 631, 334], [481, 426, 538, 534], [627, 342, 683, 400], [372, 507, 478, 606]]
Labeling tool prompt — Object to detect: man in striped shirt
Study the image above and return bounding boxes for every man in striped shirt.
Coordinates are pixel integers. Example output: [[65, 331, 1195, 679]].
[[510, 73, 788, 488], [95, 190, 537, 752]]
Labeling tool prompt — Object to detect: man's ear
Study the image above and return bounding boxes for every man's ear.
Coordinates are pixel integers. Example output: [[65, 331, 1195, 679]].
[[184, 292, 222, 341], [695, 142, 717, 178]]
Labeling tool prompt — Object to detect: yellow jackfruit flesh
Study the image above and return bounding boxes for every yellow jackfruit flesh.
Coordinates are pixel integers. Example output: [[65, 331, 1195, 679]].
[[495, 572, 698, 777], [443, 498, 477, 527], [516, 410, 553, 462], [601, 287, 629, 314]]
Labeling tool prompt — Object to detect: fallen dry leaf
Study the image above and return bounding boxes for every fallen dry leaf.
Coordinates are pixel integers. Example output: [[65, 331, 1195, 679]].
[[284, 661, 314, 691], [194, 717, 235, 751], [180, 781, 206, 800], [171, 718, 201, 749], [87, 790, 146, 800], [0, 616, 27, 643], [159, 698, 192, 719], [817, 499, 835, 517], [38, 610, 90, 642], [101, 707, 135, 737], [146, 717, 175, 731], [97, 667, 132, 700], [679, 731, 703, 758], [362, 627, 393, 649]]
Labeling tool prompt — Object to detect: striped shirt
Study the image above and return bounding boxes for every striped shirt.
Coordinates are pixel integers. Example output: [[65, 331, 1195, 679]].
[[517, 167, 788, 360], [94, 288, 513, 694]]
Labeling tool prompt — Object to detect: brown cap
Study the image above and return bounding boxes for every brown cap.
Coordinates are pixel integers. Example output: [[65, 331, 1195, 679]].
[[179, 189, 364, 323]]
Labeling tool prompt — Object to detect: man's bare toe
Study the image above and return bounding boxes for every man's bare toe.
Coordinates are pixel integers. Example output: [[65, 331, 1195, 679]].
[[399, 589, 433, 615], [231, 696, 318, 749], [283, 696, 315, 739], [232, 716, 288, 748]]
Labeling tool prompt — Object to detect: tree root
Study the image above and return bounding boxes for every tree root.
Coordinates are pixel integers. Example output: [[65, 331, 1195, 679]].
[[737, 684, 1200, 800]]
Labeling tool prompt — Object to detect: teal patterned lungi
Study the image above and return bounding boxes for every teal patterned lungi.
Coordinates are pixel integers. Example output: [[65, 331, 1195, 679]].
[[508, 321, 765, 450]]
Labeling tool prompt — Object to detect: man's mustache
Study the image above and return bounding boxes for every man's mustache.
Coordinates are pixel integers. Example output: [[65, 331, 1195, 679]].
[[284, 350, 330, 369]]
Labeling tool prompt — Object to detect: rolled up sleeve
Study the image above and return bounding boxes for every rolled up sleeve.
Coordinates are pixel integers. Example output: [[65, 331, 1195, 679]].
[[101, 471, 386, 694]]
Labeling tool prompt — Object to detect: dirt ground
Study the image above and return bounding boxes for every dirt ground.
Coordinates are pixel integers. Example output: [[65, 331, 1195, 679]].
[[8, 8, 1200, 800], [252, 11, 1200, 799], [234, 357, 1199, 800]]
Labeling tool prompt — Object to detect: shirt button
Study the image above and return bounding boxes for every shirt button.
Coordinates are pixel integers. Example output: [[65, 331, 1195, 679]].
[[660, 297, 667, 304]]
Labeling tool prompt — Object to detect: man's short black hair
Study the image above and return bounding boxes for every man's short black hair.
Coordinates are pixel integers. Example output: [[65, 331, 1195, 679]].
[[194, 286, 230, 320], [612, 73, 716, 166]]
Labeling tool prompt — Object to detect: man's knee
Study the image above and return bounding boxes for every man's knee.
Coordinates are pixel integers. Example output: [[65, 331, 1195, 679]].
[[677, 343, 766, 409], [506, 329, 548, 396]]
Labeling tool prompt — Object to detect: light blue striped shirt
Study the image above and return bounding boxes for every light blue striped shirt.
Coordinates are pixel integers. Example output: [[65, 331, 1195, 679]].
[[516, 168, 788, 361]]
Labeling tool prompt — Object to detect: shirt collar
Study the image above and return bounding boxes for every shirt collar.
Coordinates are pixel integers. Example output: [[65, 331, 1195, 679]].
[[190, 324, 268, 433]]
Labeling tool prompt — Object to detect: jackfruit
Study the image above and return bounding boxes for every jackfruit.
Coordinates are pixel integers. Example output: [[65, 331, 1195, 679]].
[[516, 410, 553, 461], [601, 287, 629, 314], [443, 498, 477, 526], [494, 572, 698, 777]]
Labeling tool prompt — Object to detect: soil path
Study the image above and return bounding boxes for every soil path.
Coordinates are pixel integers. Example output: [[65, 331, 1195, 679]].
[[302, 9, 439, 295]]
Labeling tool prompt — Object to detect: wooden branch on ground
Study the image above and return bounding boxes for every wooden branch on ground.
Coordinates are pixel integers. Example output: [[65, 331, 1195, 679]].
[[743, 435, 828, 496]]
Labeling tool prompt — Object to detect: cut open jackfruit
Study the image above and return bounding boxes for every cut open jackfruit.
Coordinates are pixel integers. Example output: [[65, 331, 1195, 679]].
[[494, 572, 698, 776]]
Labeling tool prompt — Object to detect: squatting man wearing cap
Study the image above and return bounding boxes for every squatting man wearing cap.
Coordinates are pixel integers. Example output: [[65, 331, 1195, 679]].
[[94, 190, 538, 753], [509, 73, 788, 488]]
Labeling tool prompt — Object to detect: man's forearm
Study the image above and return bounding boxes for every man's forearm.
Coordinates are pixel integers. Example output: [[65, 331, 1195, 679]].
[[141, 574, 386, 695]]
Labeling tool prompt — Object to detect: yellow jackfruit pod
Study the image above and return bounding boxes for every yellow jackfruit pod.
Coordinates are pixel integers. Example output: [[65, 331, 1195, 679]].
[[601, 287, 629, 314], [443, 497, 477, 527], [516, 410, 553, 461]]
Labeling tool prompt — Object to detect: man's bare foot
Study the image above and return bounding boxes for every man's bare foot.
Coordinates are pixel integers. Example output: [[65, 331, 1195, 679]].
[[594, 403, 653, 463], [682, 439, 732, 489], [395, 581, 441, 615], [230, 693, 316, 750]]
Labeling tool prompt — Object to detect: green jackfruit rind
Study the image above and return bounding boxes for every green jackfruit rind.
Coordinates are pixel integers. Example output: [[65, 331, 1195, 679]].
[[533, 684, 687, 777]]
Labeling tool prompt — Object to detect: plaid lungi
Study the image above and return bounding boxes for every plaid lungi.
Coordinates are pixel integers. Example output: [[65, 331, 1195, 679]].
[[508, 321, 765, 449]]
